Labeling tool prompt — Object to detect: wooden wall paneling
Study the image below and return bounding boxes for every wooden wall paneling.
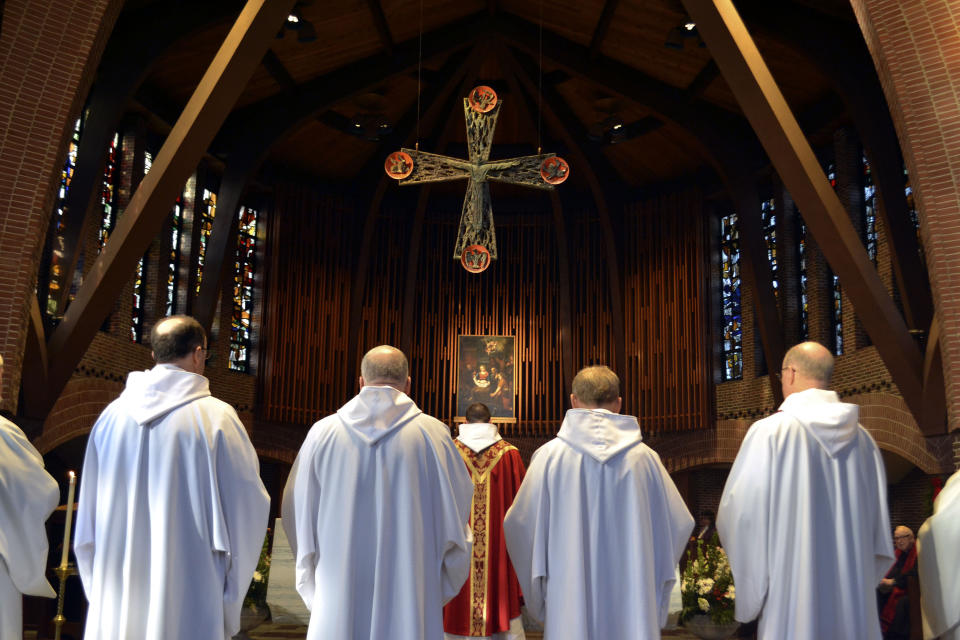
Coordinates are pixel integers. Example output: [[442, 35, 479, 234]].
[[259, 187, 352, 424]]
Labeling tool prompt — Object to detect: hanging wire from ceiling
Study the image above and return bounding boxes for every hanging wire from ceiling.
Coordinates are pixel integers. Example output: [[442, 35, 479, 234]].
[[415, 0, 423, 151], [537, 0, 543, 156]]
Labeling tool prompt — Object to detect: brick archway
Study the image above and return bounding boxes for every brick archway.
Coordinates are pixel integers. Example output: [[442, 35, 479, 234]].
[[0, 0, 124, 414], [850, 1, 960, 435]]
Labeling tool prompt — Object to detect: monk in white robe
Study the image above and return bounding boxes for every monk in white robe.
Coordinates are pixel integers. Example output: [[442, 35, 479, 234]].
[[717, 342, 893, 640], [917, 468, 960, 640], [282, 345, 474, 640], [0, 354, 60, 640], [75, 316, 270, 640], [503, 365, 693, 639]]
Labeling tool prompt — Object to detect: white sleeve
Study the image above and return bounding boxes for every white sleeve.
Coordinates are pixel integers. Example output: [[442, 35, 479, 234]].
[[503, 449, 550, 623], [716, 424, 772, 623], [281, 438, 320, 611]]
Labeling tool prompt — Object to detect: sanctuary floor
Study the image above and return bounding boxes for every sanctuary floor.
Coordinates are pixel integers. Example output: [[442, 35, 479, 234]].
[[244, 624, 707, 639]]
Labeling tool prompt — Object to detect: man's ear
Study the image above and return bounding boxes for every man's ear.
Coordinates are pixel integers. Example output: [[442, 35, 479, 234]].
[[570, 393, 580, 409], [358, 376, 365, 390], [404, 376, 411, 395]]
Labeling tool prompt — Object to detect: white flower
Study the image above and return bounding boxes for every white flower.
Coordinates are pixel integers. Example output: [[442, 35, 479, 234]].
[[681, 579, 689, 592], [697, 578, 714, 595], [252, 571, 263, 582], [726, 585, 735, 599], [698, 597, 710, 612]]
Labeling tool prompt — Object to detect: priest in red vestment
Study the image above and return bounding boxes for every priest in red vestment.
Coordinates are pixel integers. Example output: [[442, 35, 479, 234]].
[[444, 403, 526, 640], [877, 525, 918, 640]]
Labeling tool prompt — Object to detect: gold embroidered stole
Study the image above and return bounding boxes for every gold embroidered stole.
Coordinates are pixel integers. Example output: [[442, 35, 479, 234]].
[[455, 439, 516, 636]]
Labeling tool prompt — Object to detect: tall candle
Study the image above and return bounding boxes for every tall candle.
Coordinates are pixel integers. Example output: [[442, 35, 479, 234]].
[[60, 471, 76, 568]]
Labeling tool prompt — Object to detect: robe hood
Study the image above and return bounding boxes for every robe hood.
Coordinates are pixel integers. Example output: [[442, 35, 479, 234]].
[[456, 422, 502, 453], [556, 408, 643, 463], [337, 385, 422, 445], [120, 363, 211, 425], [779, 388, 859, 457]]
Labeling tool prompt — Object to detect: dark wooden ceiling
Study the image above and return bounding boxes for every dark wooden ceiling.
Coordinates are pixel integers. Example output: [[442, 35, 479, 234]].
[[124, 0, 861, 192]]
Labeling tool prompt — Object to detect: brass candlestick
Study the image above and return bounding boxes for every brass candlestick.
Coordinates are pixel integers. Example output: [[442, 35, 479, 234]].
[[53, 562, 77, 640]]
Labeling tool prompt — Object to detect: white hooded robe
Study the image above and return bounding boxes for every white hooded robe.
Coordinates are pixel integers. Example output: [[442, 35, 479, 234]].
[[917, 468, 960, 640], [75, 364, 270, 640], [0, 416, 59, 640], [281, 385, 474, 640], [717, 388, 893, 640], [503, 408, 694, 639]]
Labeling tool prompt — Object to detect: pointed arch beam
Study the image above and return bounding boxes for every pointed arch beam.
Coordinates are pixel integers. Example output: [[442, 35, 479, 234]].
[[40, 0, 298, 418], [682, 0, 925, 418], [50, 1, 247, 316]]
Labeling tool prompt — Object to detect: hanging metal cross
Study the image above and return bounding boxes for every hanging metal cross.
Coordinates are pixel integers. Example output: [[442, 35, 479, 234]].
[[385, 86, 569, 273]]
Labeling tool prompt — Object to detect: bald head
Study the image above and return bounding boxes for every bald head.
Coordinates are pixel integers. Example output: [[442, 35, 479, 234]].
[[570, 365, 622, 412], [781, 341, 834, 396], [360, 345, 410, 392], [150, 315, 207, 374]]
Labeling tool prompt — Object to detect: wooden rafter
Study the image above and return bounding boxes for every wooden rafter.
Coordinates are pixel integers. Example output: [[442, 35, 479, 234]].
[[681, 0, 925, 418], [365, 0, 394, 56], [262, 49, 297, 92], [736, 0, 932, 332], [589, 0, 624, 59], [38, 0, 298, 418], [47, 2, 244, 317]]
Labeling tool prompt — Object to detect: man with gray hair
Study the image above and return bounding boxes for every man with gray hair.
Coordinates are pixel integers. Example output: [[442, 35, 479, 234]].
[[503, 365, 693, 638], [717, 341, 893, 640], [0, 353, 60, 640], [283, 345, 474, 640]]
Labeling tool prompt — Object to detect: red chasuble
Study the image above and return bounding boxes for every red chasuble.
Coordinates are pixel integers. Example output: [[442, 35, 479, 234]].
[[444, 439, 526, 637]]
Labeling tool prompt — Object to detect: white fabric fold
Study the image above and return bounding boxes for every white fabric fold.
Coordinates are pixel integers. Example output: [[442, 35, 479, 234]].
[[456, 422, 501, 453]]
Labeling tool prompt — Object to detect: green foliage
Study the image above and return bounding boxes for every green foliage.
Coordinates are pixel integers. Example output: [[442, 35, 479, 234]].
[[243, 532, 271, 609], [680, 536, 736, 625]]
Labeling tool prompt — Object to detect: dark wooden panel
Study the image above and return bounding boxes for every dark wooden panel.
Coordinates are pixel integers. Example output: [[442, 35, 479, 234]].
[[258, 184, 353, 424], [624, 189, 713, 433]]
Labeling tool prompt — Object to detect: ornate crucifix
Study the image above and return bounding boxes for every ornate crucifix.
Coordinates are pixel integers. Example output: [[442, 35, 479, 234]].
[[386, 86, 569, 273]]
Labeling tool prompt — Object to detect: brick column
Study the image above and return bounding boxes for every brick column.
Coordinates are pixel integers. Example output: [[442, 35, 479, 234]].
[[0, 0, 124, 412], [851, 0, 960, 432]]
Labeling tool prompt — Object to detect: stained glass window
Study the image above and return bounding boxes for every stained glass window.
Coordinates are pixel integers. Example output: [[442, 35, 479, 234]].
[[862, 154, 878, 263], [796, 213, 808, 341], [45, 117, 83, 317], [98, 132, 120, 252], [229, 206, 258, 372], [826, 162, 843, 355], [195, 189, 216, 294], [167, 194, 184, 316], [130, 152, 153, 343], [761, 197, 778, 299], [721, 212, 742, 381]]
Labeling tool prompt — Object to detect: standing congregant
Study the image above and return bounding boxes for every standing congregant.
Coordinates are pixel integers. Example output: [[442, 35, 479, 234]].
[[717, 341, 893, 640], [444, 402, 526, 640], [917, 468, 960, 640], [75, 316, 270, 640], [282, 345, 474, 640], [503, 365, 693, 639], [0, 354, 60, 640]]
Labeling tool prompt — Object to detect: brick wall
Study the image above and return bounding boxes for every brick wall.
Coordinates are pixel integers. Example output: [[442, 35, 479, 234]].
[[0, 0, 124, 413], [851, 0, 960, 433]]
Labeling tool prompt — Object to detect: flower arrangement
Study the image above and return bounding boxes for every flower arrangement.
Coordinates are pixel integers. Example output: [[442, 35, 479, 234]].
[[680, 536, 735, 625], [243, 532, 272, 610]]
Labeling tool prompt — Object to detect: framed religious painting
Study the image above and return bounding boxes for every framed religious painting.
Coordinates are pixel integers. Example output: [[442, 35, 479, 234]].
[[456, 335, 516, 422]]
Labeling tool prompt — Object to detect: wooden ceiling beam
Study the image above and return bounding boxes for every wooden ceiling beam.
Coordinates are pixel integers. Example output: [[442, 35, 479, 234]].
[[494, 13, 766, 171], [685, 59, 719, 98], [681, 0, 925, 417], [39, 0, 298, 418], [365, 0, 394, 57], [735, 0, 932, 333], [47, 1, 245, 318], [262, 49, 298, 92], [589, 0, 623, 59]]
